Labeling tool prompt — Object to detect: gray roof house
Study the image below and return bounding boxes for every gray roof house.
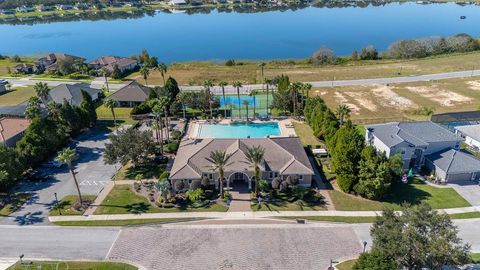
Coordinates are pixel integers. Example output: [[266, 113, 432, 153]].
[[48, 83, 100, 106], [0, 103, 28, 117], [426, 149, 480, 183], [170, 137, 315, 191], [107, 81, 151, 107], [90, 56, 139, 74], [366, 121, 462, 169], [455, 124, 480, 151]]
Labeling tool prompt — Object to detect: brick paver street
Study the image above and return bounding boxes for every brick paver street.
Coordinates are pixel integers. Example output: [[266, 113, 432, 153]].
[[108, 224, 363, 270]]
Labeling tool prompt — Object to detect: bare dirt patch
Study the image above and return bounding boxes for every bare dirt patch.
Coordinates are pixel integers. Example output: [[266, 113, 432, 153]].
[[371, 85, 418, 109], [466, 81, 480, 91], [406, 86, 473, 106], [344, 91, 378, 111], [334, 92, 360, 114]]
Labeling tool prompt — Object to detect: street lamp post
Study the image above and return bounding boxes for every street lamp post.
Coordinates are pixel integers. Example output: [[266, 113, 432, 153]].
[[363, 240, 368, 253], [328, 259, 339, 270], [54, 192, 61, 215]]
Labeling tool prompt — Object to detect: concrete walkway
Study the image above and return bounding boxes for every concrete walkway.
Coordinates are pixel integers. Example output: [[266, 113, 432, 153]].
[[49, 206, 480, 223], [227, 184, 252, 212]]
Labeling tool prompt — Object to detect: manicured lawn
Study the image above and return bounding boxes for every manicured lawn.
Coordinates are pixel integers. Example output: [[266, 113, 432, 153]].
[[7, 261, 136, 270], [113, 161, 165, 180], [252, 200, 326, 212], [53, 218, 199, 226], [96, 104, 133, 120], [0, 87, 35, 105], [49, 195, 97, 216], [472, 253, 480, 263], [0, 193, 31, 216], [292, 121, 324, 147], [281, 216, 377, 223], [94, 185, 228, 214], [449, 212, 480, 219], [335, 259, 357, 270], [329, 178, 470, 211]]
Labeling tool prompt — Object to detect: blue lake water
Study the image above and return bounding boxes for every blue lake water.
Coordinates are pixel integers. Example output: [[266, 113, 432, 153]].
[[198, 122, 280, 138], [0, 3, 479, 62]]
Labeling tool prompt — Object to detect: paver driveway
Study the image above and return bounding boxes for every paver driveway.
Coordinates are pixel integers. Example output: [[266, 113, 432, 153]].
[[108, 223, 363, 270]]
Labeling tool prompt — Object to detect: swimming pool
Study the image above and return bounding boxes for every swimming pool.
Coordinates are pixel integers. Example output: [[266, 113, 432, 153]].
[[197, 122, 281, 138]]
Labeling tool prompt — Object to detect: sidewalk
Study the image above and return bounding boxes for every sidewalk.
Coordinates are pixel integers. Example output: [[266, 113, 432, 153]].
[[49, 206, 480, 223]]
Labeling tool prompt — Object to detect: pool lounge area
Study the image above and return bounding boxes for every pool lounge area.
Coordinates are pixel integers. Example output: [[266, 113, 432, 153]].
[[189, 119, 296, 139]]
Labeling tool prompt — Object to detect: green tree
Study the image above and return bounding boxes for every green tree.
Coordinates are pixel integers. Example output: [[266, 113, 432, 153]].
[[156, 62, 168, 85], [0, 144, 23, 190], [80, 89, 97, 127], [205, 150, 233, 199], [59, 99, 82, 135], [203, 79, 214, 119], [244, 145, 265, 195], [100, 67, 110, 91], [335, 104, 351, 126], [242, 99, 249, 121], [218, 81, 228, 118], [352, 250, 397, 270], [57, 148, 83, 204], [264, 78, 272, 116], [25, 96, 41, 120], [156, 179, 171, 203], [33, 82, 50, 105], [233, 81, 242, 119], [111, 64, 122, 80], [139, 66, 150, 85], [104, 99, 118, 129], [370, 203, 471, 269], [104, 128, 156, 167], [354, 146, 393, 199]]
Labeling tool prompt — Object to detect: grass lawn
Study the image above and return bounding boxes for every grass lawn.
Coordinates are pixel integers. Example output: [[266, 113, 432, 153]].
[[335, 259, 357, 270], [0, 193, 31, 216], [472, 253, 480, 263], [113, 161, 165, 180], [0, 87, 35, 105], [281, 215, 376, 223], [7, 261, 136, 270], [292, 121, 324, 147], [96, 105, 133, 120], [252, 200, 326, 211], [449, 212, 480, 219], [49, 195, 97, 216], [94, 185, 228, 214], [329, 178, 470, 211], [53, 217, 199, 226]]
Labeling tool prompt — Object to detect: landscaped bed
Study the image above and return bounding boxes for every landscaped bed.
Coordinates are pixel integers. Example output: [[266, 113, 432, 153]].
[[94, 184, 228, 215], [329, 178, 470, 211], [251, 186, 326, 212], [49, 195, 97, 216]]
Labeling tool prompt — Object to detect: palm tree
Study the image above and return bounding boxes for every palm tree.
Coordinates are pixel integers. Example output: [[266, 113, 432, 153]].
[[335, 104, 351, 126], [205, 150, 233, 199], [218, 81, 228, 118], [140, 66, 150, 85], [229, 103, 234, 121], [156, 62, 168, 85], [156, 179, 171, 203], [34, 82, 50, 106], [288, 82, 302, 117], [100, 67, 110, 92], [245, 145, 265, 195], [258, 62, 266, 83], [242, 99, 250, 122], [203, 80, 214, 119], [104, 99, 118, 130], [303, 83, 312, 99], [264, 78, 272, 117], [57, 148, 83, 205], [149, 98, 169, 152], [250, 90, 257, 119], [232, 81, 242, 119]]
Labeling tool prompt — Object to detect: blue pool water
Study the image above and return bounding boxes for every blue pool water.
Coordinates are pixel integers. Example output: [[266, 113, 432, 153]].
[[198, 122, 280, 138], [220, 96, 256, 107]]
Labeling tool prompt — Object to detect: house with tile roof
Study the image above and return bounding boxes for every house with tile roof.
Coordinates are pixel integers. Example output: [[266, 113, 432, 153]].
[[0, 117, 30, 147], [170, 137, 314, 191], [90, 56, 138, 75]]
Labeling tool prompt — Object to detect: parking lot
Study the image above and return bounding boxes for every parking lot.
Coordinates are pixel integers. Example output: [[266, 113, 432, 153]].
[[0, 129, 117, 226]]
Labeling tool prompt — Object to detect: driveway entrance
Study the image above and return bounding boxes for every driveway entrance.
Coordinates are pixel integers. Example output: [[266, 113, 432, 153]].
[[228, 173, 252, 212]]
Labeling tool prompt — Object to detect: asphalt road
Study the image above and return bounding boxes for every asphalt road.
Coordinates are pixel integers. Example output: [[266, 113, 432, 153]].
[[0, 130, 117, 226], [4, 69, 480, 94], [0, 219, 479, 269]]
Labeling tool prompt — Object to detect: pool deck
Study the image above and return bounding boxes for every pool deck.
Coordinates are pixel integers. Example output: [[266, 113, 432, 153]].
[[186, 118, 297, 139]]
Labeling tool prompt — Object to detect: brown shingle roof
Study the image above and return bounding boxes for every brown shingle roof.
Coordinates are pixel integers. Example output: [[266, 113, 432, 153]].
[[107, 81, 151, 102], [0, 117, 30, 143]]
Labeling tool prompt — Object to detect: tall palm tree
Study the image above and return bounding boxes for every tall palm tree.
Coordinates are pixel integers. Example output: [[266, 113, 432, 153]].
[[156, 62, 168, 85], [203, 80, 214, 119], [140, 66, 150, 85], [264, 78, 272, 117], [335, 104, 351, 126], [250, 90, 257, 119], [232, 81, 242, 119], [242, 99, 250, 122], [245, 145, 265, 195], [34, 82, 50, 106], [149, 98, 169, 152], [104, 99, 118, 130], [100, 67, 110, 92], [258, 62, 266, 83], [229, 103, 234, 121], [218, 81, 228, 118], [205, 150, 233, 199], [288, 82, 302, 117], [57, 148, 83, 204]]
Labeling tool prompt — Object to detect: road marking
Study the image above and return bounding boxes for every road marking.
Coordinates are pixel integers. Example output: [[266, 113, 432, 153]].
[[80, 180, 108, 186]]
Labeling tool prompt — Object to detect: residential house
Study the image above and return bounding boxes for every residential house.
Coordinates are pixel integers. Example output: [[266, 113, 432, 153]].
[[57, 4, 74, 10], [0, 104, 28, 118], [455, 124, 480, 151], [0, 117, 30, 147], [14, 63, 34, 74], [169, 0, 188, 5], [425, 149, 480, 183], [37, 5, 55, 11], [0, 10, 15, 15], [170, 137, 315, 191], [90, 56, 139, 75], [107, 81, 151, 107], [16, 6, 34, 13], [0, 81, 6, 93], [48, 83, 100, 106], [366, 121, 462, 169], [35, 53, 85, 73]]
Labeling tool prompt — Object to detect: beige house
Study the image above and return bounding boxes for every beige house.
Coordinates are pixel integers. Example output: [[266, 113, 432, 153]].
[[170, 137, 314, 191]]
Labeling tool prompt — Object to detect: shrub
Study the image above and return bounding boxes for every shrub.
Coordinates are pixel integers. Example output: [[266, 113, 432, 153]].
[[173, 180, 185, 191], [164, 141, 179, 154], [225, 59, 235, 66], [359, 46, 379, 60], [311, 47, 337, 65], [68, 73, 90, 80], [170, 130, 182, 140], [353, 250, 397, 270], [258, 179, 270, 193], [131, 102, 151, 115], [186, 188, 204, 203], [159, 171, 170, 180]]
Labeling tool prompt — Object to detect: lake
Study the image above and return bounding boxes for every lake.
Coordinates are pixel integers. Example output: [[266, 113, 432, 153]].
[[0, 3, 479, 62]]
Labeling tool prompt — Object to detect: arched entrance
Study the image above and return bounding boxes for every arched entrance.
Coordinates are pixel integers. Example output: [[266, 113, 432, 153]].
[[227, 172, 251, 190]]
